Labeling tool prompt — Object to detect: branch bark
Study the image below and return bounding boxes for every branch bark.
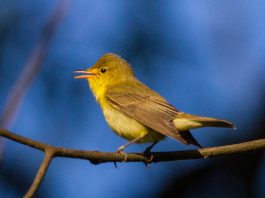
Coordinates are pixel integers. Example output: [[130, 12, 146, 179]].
[[1, 128, 265, 164], [24, 149, 54, 198], [1, 127, 265, 197]]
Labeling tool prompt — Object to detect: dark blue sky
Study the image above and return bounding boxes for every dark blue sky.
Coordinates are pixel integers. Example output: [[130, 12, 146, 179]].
[[0, 1, 265, 197]]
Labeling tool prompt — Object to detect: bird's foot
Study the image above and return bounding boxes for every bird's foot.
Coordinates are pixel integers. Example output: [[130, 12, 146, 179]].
[[116, 147, 128, 162], [143, 155, 154, 168], [143, 148, 154, 166]]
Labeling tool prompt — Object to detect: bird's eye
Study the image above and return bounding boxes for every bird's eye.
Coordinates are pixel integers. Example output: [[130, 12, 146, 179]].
[[100, 68, 107, 73]]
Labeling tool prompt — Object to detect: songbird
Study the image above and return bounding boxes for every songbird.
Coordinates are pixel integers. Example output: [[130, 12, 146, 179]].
[[74, 53, 234, 154]]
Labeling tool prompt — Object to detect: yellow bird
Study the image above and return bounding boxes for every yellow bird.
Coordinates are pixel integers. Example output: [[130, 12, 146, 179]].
[[75, 53, 234, 153]]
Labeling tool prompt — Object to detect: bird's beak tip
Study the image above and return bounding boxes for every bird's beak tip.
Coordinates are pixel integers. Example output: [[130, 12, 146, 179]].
[[74, 69, 96, 79]]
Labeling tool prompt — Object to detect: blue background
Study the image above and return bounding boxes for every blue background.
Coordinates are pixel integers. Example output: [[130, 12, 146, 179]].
[[0, 0, 265, 197]]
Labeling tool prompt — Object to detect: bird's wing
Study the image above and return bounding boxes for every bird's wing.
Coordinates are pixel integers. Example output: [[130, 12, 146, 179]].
[[105, 83, 194, 144]]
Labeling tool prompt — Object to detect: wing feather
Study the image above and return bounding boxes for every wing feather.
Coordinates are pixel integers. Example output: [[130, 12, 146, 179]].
[[105, 83, 192, 144]]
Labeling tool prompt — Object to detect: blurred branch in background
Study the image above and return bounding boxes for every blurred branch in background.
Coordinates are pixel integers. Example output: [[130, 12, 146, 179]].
[[0, 128, 265, 198], [0, 0, 71, 159]]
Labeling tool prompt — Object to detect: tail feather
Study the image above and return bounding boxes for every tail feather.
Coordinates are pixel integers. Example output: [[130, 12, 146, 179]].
[[174, 113, 235, 130], [178, 130, 203, 148]]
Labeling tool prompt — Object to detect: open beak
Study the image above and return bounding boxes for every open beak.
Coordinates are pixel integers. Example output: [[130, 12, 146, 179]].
[[74, 70, 96, 79]]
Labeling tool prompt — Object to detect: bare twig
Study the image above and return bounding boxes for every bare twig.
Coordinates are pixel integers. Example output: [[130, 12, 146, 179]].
[[1, 128, 265, 163], [24, 149, 54, 198], [0, 128, 265, 197]]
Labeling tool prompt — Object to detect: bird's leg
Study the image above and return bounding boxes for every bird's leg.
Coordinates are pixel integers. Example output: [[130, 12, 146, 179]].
[[116, 134, 146, 162], [143, 141, 159, 165], [143, 141, 159, 154]]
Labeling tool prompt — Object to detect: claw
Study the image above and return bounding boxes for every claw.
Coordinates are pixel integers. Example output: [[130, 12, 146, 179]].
[[143, 152, 154, 166], [146, 154, 154, 163], [116, 149, 128, 162], [143, 147, 154, 166], [144, 161, 152, 168], [114, 161, 118, 168]]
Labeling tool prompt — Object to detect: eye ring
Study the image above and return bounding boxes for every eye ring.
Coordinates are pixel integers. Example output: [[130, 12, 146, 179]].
[[100, 68, 107, 73]]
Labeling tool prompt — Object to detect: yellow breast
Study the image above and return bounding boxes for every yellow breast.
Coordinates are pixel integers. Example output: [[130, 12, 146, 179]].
[[102, 102, 148, 140], [89, 81, 164, 143], [100, 98, 164, 143]]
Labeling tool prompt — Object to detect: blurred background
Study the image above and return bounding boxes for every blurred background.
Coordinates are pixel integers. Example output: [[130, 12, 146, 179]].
[[0, 0, 265, 197]]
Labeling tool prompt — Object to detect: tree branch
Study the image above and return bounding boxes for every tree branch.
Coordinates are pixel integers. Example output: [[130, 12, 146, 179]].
[[24, 149, 54, 198], [1, 128, 265, 163], [1, 127, 265, 197]]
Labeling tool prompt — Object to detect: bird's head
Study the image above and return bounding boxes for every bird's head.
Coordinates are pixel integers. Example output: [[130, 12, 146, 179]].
[[75, 53, 135, 99]]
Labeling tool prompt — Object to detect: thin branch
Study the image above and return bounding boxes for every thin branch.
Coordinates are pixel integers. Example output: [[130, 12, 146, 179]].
[[24, 149, 54, 198], [0, 128, 264, 163], [0, 128, 265, 197]]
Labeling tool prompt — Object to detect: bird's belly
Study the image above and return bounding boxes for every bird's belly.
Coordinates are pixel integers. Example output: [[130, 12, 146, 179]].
[[102, 106, 164, 143]]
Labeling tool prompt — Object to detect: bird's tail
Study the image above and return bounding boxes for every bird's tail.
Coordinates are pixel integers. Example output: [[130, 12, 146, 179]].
[[173, 113, 234, 148], [173, 113, 235, 131], [178, 130, 203, 148]]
